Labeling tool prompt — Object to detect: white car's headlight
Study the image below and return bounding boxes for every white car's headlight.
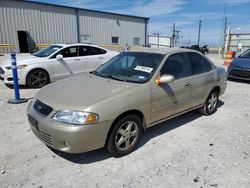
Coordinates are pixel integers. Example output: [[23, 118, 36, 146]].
[[5, 64, 27, 70], [52, 110, 99, 125]]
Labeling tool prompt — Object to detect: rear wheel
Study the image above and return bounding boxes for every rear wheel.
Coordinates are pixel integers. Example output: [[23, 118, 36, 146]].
[[199, 90, 219, 115], [107, 115, 142, 157], [27, 69, 49, 88]]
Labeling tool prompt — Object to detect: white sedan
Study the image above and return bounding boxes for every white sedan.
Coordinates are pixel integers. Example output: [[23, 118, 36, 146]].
[[0, 44, 119, 88]]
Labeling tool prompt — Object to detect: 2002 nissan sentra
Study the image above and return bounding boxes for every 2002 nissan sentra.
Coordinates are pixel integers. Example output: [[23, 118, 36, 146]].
[[27, 48, 227, 157]]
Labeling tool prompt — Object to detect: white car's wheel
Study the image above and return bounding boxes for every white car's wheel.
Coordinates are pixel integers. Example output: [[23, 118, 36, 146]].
[[27, 69, 49, 88]]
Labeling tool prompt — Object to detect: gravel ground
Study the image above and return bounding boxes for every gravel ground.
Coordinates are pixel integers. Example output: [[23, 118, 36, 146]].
[[0, 54, 250, 188]]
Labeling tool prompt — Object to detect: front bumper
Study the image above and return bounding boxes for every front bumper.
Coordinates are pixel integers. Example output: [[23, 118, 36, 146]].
[[0, 67, 26, 85], [27, 100, 113, 154], [228, 66, 250, 81]]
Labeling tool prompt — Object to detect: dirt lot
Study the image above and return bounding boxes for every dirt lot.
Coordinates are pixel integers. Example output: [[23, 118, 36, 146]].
[[0, 54, 250, 188]]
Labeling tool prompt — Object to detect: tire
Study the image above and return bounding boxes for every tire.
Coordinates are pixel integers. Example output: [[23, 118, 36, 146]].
[[107, 115, 143, 157], [199, 90, 219, 115], [27, 69, 49, 88]]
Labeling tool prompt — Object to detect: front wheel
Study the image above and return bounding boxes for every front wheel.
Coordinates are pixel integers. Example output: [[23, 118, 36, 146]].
[[107, 115, 143, 157], [199, 91, 219, 115], [27, 69, 49, 88]]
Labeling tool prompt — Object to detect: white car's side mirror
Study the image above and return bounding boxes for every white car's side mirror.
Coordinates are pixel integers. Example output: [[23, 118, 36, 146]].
[[56, 54, 63, 60]]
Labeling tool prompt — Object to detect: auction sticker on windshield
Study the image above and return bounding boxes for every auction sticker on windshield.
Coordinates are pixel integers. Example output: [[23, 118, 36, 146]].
[[134, 65, 153, 73]]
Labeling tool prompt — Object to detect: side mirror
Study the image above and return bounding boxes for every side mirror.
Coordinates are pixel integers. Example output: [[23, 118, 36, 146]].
[[155, 74, 175, 85], [56, 54, 63, 60]]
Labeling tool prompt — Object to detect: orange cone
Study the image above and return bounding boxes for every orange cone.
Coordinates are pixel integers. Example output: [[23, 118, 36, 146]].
[[224, 51, 233, 65]]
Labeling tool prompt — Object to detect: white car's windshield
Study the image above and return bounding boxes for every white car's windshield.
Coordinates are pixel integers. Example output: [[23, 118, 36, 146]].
[[94, 52, 164, 83], [33, 45, 63, 57]]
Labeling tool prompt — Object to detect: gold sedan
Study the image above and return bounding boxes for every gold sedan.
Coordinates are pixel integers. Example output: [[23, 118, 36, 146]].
[[27, 48, 227, 157]]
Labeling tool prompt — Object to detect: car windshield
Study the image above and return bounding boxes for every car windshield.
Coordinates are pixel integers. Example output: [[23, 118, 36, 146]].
[[93, 51, 164, 83], [239, 49, 250, 58], [33, 45, 63, 57]]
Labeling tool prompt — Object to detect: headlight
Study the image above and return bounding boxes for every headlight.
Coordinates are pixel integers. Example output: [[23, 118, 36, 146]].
[[5, 64, 27, 70], [52, 110, 99, 125]]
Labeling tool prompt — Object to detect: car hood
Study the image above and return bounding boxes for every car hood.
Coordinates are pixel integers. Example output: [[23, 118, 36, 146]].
[[232, 57, 250, 68], [36, 74, 137, 110], [0, 54, 42, 67]]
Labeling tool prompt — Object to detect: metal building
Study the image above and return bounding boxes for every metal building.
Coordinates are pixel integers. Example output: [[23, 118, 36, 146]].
[[0, 0, 149, 53], [227, 33, 250, 54]]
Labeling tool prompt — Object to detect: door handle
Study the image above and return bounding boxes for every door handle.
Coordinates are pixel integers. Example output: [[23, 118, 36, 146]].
[[74, 58, 80, 61], [185, 83, 191, 87], [98, 57, 104, 60], [210, 76, 215, 80]]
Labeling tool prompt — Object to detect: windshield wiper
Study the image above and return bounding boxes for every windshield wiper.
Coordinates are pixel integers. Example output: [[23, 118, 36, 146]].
[[105, 74, 126, 82], [93, 71, 126, 82]]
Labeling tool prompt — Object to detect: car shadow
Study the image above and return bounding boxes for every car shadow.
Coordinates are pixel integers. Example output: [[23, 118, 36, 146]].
[[53, 100, 224, 164], [227, 78, 250, 84]]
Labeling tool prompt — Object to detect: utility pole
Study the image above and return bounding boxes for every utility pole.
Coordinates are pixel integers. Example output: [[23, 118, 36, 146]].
[[197, 20, 202, 46], [172, 23, 176, 47], [172, 23, 180, 47], [222, 3, 227, 55]]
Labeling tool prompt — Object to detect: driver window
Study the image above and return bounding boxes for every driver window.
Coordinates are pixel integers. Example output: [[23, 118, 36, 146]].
[[58, 46, 78, 58], [161, 53, 187, 79]]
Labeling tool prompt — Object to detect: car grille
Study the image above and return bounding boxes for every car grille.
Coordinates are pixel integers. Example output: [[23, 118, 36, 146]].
[[35, 129, 53, 146], [0, 67, 5, 74], [231, 69, 250, 78], [33, 100, 53, 116]]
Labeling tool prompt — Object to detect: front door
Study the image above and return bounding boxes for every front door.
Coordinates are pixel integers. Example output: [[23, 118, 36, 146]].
[[150, 53, 193, 124], [52, 46, 85, 80]]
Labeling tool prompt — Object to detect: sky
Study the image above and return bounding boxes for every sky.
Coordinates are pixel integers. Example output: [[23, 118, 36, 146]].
[[31, 0, 250, 46]]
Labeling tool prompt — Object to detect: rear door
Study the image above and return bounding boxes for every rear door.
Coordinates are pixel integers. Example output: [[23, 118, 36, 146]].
[[186, 52, 216, 106], [150, 52, 193, 123], [83, 46, 107, 72], [52, 46, 85, 80]]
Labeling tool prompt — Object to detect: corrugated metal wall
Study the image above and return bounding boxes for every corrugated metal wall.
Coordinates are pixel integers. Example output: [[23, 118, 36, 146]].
[[0, 0, 147, 53], [0, 0, 78, 53], [78, 10, 145, 46]]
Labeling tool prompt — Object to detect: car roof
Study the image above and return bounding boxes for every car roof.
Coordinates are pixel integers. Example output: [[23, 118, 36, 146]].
[[54, 43, 107, 49], [130, 47, 197, 55]]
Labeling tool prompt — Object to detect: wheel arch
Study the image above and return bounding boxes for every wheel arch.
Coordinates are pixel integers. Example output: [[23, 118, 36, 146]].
[[26, 68, 51, 85], [105, 109, 146, 146], [211, 86, 221, 95]]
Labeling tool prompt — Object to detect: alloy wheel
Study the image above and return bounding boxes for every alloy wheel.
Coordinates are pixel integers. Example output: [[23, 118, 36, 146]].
[[115, 120, 139, 151]]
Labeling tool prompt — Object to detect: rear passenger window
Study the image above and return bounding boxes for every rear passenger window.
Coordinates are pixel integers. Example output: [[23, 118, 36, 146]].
[[187, 52, 212, 74], [161, 53, 187, 79], [79, 46, 106, 56]]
